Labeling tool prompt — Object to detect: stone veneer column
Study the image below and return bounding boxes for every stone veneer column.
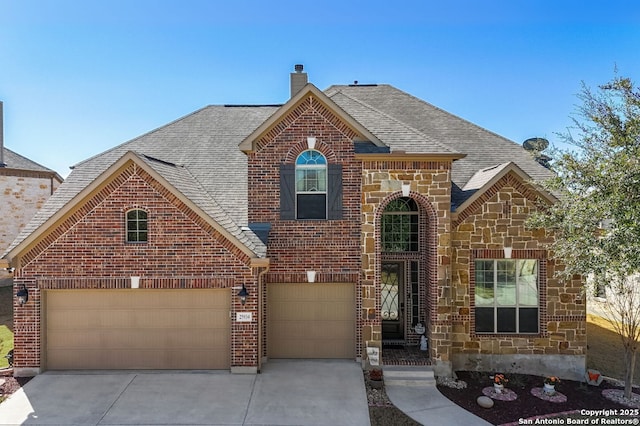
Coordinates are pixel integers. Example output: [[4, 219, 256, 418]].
[[360, 160, 453, 375]]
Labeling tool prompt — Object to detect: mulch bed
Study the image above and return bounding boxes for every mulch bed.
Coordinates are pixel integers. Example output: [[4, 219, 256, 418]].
[[437, 371, 639, 426], [365, 371, 421, 426], [0, 370, 32, 403]]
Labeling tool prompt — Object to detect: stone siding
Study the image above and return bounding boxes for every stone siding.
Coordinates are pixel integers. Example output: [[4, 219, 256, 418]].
[[0, 171, 60, 255], [450, 173, 586, 379], [360, 161, 452, 373]]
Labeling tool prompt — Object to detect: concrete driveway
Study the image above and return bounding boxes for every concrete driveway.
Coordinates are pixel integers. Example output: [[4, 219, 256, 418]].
[[0, 360, 370, 426]]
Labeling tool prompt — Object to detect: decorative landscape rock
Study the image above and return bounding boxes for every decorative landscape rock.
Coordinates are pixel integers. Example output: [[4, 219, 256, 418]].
[[477, 395, 494, 408], [585, 369, 604, 386]]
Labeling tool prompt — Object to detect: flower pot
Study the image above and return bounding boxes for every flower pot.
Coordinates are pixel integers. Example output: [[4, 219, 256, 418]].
[[493, 383, 504, 393], [543, 383, 556, 395]]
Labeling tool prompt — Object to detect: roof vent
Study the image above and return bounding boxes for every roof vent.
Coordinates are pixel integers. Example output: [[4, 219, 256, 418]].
[[523, 137, 551, 169], [290, 64, 308, 98]]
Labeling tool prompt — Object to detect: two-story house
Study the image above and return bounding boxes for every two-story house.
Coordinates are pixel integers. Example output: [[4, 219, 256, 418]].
[[3, 66, 585, 380], [0, 101, 63, 279]]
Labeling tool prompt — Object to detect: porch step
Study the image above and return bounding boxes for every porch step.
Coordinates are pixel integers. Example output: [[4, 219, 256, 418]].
[[383, 365, 436, 387]]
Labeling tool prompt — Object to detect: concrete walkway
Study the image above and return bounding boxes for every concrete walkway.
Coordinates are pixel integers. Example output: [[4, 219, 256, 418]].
[[0, 360, 370, 426], [386, 384, 493, 425], [384, 366, 492, 426]]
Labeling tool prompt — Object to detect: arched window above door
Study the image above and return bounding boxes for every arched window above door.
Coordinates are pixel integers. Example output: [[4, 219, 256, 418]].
[[381, 197, 418, 252]]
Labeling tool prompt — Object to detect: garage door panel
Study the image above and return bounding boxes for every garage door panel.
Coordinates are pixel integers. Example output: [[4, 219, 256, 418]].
[[268, 338, 354, 359], [45, 289, 230, 370], [50, 328, 228, 349], [268, 283, 355, 359]]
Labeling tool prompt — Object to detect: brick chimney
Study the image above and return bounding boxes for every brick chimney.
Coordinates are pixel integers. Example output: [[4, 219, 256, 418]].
[[0, 101, 5, 167], [290, 64, 308, 98]]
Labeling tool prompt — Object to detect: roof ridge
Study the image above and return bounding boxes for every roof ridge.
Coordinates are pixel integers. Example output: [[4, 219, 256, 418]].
[[329, 88, 459, 154]]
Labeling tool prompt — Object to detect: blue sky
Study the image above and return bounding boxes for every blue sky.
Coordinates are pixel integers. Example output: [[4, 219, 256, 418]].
[[1, 0, 639, 177]]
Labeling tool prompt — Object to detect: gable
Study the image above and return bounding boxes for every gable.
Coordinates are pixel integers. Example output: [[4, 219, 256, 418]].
[[452, 164, 556, 229], [239, 84, 383, 154], [6, 152, 265, 268]]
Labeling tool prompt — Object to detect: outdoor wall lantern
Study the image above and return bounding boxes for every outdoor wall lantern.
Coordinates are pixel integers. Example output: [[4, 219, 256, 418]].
[[307, 270, 316, 283], [237, 284, 249, 305], [16, 284, 28, 306], [401, 182, 411, 197]]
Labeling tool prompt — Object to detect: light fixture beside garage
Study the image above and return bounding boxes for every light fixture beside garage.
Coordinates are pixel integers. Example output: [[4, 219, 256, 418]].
[[16, 284, 28, 305], [237, 284, 249, 305]]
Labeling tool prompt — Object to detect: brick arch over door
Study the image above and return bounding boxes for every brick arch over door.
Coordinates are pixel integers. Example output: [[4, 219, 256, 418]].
[[373, 191, 439, 342]]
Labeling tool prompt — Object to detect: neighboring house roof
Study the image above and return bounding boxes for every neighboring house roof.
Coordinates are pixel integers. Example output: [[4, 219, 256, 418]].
[[3, 82, 555, 262], [1, 147, 63, 181]]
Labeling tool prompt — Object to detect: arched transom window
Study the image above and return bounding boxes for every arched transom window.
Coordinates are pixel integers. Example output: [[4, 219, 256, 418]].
[[381, 197, 418, 252]]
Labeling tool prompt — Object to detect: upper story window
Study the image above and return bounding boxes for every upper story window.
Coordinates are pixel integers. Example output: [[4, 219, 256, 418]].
[[475, 259, 539, 334], [126, 209, 148, 243], [381, 197, 419, 252], [295, 150, 327, 219], [280, 149, 343, 221]]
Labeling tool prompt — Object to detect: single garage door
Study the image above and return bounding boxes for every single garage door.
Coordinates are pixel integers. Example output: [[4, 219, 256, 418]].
[[44, 289, 230, 370], [268, 283, 355, 359]]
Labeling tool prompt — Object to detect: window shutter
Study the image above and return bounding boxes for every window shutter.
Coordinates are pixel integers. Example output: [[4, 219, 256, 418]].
[[328, 164, 343, 220], [280, 164, 295, 220]]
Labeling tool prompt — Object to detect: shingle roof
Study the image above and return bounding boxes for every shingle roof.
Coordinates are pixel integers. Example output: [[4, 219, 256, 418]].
[[4, 105, 277, 258], [325, 84, 555, 205], [4, 82, 555, 259], [463, 162, 513, 192], [1, 147, 61, 176], [327, 90, 460, 155]]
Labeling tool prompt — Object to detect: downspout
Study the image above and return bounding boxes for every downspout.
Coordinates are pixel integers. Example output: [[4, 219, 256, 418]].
[[257, 264, 269, 372]]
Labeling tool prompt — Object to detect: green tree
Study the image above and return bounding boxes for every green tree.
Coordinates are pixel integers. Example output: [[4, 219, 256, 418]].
[[528, 75, 640, 399]]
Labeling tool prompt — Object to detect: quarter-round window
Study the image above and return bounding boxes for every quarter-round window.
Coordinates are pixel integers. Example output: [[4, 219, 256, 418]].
[[126, 209, 148, 243]]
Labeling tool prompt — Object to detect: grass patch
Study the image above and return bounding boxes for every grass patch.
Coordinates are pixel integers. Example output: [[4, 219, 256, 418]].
[[587, 313, 640, 385], [0, 325, 13, 369]]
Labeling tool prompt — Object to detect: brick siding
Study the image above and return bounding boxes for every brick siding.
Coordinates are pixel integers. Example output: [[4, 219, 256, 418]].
[[13, 162, 258, 371]]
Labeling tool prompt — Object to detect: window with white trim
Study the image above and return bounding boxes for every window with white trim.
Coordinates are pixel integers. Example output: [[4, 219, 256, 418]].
[[126, 209, 148, 243], [475, 259, 539, 333]]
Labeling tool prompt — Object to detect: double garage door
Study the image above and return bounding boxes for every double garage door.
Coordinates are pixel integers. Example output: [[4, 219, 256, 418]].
[[44, 289, 230, 370], [267, 283, 355, 359]]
